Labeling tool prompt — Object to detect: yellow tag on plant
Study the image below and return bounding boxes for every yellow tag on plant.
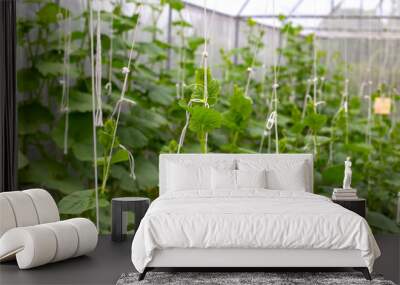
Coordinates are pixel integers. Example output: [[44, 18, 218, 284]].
[[373, 97, 391, 115]]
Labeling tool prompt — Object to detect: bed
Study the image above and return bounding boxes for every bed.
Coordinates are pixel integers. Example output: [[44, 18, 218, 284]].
[[131, 154, 380, 281]]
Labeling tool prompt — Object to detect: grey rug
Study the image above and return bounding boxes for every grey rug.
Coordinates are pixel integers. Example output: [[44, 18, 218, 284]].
[[116, 272, 396, 285]]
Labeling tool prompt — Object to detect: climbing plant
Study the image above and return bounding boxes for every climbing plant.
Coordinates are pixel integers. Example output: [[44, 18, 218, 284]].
[[17, 0, 400, 234]]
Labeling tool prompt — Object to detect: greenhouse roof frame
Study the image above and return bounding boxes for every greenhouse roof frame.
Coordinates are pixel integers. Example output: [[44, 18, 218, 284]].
[[183, 0, 400, 38]]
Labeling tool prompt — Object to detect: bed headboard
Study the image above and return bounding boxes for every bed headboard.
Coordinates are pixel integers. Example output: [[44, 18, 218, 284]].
[[159, 154, 314, 195]]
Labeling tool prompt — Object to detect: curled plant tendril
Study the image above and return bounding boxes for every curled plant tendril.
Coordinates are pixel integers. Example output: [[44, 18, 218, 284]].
[[119, 144, 136, 180], [111, 98, 137, 118], [105, 82, 112, 92], [266, 111, 277, 130]]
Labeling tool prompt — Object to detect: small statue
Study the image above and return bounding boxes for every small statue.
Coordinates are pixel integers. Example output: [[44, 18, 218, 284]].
[[343, 157, 352, 190]]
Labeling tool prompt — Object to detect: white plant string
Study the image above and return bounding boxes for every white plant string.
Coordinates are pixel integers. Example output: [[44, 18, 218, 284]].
[[312, 32, 318, 112], [57, 11, 63, 54], [301, 78, 313, 119], [389, 88, 397, 135], [202, 1, 210, 153], [175, 10, 186, 100], [60, 14, 72, 155], [259, 0, 279, 154], [89, 0, 100, 231], [244, 33, 262, 99], [95, 3, 103, 127], [258, 16, 271, 153], [106, 11, 114, 97], [177, 100, 193, 153], [365, 13, 373, 147], [343, 33, 349, 144], [102, 4, 143, 191], [119, 144, 136, 180], [177, 0, 211, 153]]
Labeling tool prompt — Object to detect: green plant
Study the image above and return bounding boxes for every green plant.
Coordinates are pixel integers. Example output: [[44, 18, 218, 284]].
[[17, 1, 400, 234], [221, 85, 253, 152], [179, 68, 222, 153]]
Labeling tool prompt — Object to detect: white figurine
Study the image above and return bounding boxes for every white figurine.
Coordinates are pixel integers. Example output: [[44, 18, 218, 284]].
[[343, 157, 352, 190]]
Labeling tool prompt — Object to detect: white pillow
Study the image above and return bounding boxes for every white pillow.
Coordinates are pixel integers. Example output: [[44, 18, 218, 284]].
[[167, 162, 211, 191], [211, 168, 268, 191], [236, 169, 267, 189], [211, 168, 236, 190], [238, 159, 308, 191]]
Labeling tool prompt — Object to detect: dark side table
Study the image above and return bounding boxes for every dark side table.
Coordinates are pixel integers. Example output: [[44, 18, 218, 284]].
[[332, 198, 366, 218], [111, 197, 150, 242]]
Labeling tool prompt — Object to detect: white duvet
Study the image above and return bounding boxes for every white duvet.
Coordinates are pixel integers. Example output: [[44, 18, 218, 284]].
[[131, 190, 380, 273]]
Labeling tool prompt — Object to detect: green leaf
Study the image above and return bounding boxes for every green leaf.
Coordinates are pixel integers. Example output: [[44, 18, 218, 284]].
[[191, 68, 220, 106], [19, 159, 84, 195], [148, 84, 175, 106], [51, 112, 93, 152], [17, 68, 41, 92], [130, 108, 168, 130], [98, 119, 119, 150], [161, 0, 185, 11], [111, 165, 138, 192], [58, 190, 109, 215], [119, 127, 148, 149], [321, 164, 343, 186], [189, 106, 222, 134], [367, 211, 400, 234], [344, 143, 373, 156], [97, 149, 129, 166], [187, 37, 204, 51], [68, 91, 94, 113], [247, 18, 257, 27], [36, 61, 78, 78], [304, 113, 327, 132], [37, 3, 70, 25], [18, 101, 53, 134], [72, 141, 95, 162], [136, 42, 165, 59], [113, 14, 139, 34], [223, 85, 253, 132], [135, 157, 158, 190], [18, 151, 29, 169], [172, 20, 191, 28]]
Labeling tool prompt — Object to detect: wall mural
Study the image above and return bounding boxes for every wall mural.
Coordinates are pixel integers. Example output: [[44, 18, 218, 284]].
[[16, 0, 400, 233]]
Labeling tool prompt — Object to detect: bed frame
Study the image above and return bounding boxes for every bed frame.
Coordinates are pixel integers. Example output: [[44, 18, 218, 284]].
[[139, 154, 371, 280]]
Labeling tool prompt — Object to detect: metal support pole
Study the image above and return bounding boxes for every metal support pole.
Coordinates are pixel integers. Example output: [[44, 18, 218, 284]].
[[233, 17, 240, 64], [240, 14, 400, 20]]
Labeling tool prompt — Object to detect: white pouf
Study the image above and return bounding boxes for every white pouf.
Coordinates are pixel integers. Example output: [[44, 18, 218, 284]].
[[0, 189, 98, 269]]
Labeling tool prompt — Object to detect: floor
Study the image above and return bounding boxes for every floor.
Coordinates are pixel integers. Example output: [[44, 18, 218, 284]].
[[0, 236, 133, 285], [0, 235, 398, 285]]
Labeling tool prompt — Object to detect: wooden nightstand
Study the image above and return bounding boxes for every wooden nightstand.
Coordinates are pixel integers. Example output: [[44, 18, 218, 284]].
[[332, 198, 366, 218]]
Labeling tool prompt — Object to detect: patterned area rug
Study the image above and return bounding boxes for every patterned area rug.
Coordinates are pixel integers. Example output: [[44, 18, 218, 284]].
[[116, 272, 395, 285]]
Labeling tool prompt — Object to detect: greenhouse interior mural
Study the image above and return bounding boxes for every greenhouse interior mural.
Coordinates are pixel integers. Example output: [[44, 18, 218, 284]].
[[15, 0, 400, 235]]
